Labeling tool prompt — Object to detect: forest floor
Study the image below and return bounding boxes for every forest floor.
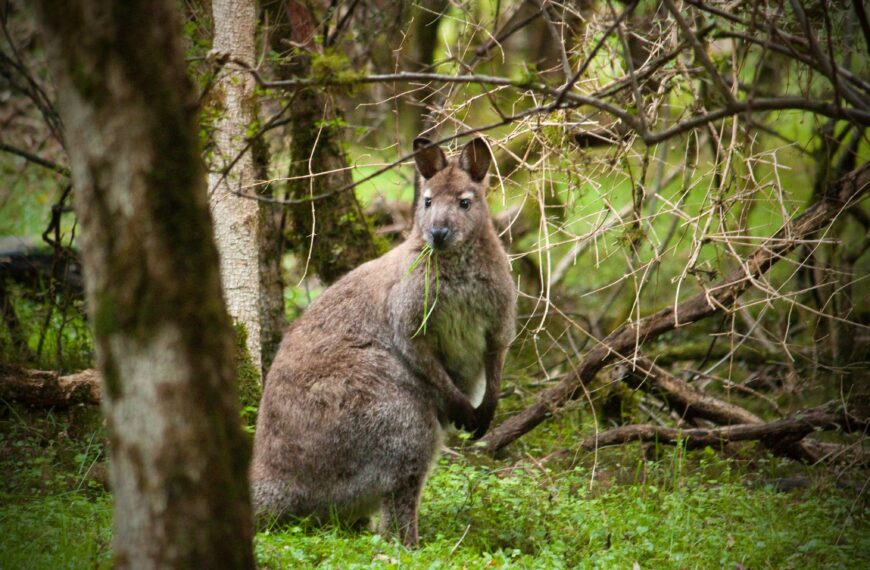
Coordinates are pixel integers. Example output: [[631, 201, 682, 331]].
[[1, 403, 868, 569]]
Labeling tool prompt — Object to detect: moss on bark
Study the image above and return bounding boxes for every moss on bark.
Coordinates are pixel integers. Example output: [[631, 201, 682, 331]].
[[233, 322, 262, 429], [263, 1, 379, 284]]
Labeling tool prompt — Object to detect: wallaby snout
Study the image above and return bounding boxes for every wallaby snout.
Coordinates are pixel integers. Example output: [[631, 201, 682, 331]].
[[428, 226, 451, 249]]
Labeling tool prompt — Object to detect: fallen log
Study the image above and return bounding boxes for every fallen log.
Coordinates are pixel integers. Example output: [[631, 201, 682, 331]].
[[0, 365, 101, 407], [577, 402, 869, 462], [480, 162, 870, 454]]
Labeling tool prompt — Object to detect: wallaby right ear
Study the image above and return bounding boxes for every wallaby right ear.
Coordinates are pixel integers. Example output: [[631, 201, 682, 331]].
[[413, 137, 447, 179]]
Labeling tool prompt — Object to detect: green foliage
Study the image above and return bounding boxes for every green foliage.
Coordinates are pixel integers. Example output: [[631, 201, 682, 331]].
[[0, 284, 93, 373], [0, 494, 112, 569], [0, 403, 106, 499], [2, 404, 869, 569], [309, 50, 363, 87], [230, 454, 870, 569]]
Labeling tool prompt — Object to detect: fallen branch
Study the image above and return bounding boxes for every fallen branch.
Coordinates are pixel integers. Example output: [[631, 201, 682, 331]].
[[614, 355, 838, 463], [0, 365, 101, 407], [617, 356, 763, 425], [480, 163, 870, 454], [577, 402, 868, 462]]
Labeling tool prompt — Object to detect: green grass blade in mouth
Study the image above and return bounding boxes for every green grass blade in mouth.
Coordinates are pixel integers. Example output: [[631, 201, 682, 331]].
[[409, 244, 439, 338]]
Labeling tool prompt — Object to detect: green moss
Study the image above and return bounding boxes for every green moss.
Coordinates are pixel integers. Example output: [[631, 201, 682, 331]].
[[233, 322, 262, 431], [100, 351, 121, 400], [67, 56, 108, 107], [91, 292, 119, 340], [309, 50, 362, 86]]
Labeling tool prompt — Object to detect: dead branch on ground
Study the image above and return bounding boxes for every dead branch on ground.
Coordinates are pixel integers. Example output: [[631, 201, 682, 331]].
[[0, 365, 100, 408]]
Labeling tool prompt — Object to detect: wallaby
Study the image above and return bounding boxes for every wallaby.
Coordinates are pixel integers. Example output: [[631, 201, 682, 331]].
[[250, 137, 516, 546]]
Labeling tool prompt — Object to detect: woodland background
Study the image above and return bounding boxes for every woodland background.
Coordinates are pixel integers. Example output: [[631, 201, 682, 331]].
[[0, 0, 869, 567]]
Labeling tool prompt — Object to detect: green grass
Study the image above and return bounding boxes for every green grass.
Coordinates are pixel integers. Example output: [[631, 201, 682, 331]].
[[2, 428, 868, 570], [0, 494, 113, 569]]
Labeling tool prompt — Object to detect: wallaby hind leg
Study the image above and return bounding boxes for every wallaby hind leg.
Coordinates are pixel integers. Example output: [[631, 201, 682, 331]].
[[380, 474, 425, 547]]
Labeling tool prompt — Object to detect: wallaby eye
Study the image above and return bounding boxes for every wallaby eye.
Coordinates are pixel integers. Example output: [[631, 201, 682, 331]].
[[459, 198, 471, 210], [423, 197, 432, 208]]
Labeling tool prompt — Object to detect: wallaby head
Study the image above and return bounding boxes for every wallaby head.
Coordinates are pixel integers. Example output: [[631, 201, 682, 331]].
[[412, 137, 494, 252]]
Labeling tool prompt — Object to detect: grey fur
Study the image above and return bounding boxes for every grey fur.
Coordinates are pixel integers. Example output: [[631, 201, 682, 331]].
[[250, 138, 516, 546]]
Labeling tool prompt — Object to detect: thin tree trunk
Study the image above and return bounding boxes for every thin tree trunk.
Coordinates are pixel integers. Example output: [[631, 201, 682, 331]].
[[35, 2, 255, 568], [266, 0, 379, 284], [209, 0, 285, 377]]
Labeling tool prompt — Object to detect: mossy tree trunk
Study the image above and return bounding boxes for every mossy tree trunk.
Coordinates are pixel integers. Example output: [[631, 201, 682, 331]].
[[35, 2, 255, 568], [209, 0, 285, 378], [266, 0, 379, 284]]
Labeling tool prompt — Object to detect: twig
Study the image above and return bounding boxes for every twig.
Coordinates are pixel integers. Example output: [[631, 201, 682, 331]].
[[0, 141, 69, 176]]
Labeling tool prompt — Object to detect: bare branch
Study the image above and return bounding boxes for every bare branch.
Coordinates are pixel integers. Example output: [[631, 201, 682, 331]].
[[0, 141, 70, 176], [661, 0, 735, 106]]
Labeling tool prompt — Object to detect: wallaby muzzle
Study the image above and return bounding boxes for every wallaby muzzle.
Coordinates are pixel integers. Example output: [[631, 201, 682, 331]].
[[428, 227, 451, 249]]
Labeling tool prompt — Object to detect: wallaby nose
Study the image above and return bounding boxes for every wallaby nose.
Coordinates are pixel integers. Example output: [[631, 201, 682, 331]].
[[429, 227, 450, 249]]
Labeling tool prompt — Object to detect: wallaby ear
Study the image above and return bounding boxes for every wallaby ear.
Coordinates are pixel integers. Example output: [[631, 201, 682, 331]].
[[413, 137, 447, 180], [458, 138, 492, 182]]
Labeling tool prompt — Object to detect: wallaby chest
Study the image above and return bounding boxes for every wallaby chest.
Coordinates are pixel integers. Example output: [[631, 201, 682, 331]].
[[426, 263, 506, 394]]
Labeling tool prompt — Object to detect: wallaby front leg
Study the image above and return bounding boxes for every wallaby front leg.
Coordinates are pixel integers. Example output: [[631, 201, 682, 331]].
[[474, 346, 506, 439], [411, 344, 477, 433]]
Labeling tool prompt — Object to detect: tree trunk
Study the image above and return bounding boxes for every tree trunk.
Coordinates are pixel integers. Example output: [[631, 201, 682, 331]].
[[266, 0, 379, 284], [402, 0, 449, 139], [35, 2, 255, 568], [209, 0, 285, 378]]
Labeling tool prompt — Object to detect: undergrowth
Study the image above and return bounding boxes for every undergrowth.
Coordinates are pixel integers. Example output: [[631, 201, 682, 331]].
[[2, 403, 868, 569]]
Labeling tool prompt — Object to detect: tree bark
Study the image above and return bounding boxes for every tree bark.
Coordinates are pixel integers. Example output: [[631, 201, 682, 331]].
[[209, 0, 285, 377], [35, 2, 255, 568], [480, 163, 870, 454]]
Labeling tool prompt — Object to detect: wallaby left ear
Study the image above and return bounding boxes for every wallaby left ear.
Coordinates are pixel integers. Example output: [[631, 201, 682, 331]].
[[458, 138, 492, 182], [413, 137, 447, 179]]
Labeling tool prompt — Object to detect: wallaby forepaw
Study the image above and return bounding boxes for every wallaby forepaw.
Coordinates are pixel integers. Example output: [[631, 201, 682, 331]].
[[471, 402, 496, 439], [448, 400, 477, 433]]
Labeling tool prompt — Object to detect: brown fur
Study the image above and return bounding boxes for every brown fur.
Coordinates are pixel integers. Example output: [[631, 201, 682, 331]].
[[250, 138, 516, 546]]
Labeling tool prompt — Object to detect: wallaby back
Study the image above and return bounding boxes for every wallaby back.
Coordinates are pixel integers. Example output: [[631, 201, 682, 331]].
[[250, 137, 516, 546]]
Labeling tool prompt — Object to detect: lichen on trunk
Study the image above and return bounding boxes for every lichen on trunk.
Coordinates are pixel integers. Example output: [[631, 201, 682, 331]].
[[207, 0, 285, 379]]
